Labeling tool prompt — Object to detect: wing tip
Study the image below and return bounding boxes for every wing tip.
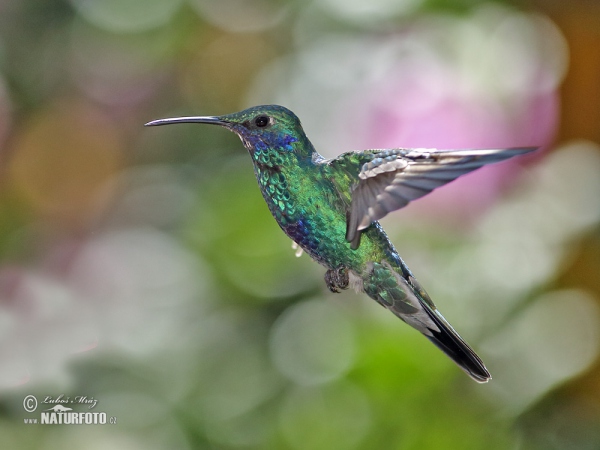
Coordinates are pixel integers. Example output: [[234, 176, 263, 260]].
[[345, 209, 364, 250], [346, 230, 362, 250]]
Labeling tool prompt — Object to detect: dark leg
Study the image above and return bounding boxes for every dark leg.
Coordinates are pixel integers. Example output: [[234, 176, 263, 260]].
[[325, 269, 339, 293], [324, 267, 349, 293]]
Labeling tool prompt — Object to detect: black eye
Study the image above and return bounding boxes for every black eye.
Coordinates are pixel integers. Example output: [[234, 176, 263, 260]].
[[254, 115, 269, 127]]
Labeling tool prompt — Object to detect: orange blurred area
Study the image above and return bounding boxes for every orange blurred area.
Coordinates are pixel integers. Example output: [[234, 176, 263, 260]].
[[8, 100, 123, 225]]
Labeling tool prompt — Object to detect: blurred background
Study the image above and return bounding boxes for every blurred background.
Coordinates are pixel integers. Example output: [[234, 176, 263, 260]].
[[0, 0, 599, 448]]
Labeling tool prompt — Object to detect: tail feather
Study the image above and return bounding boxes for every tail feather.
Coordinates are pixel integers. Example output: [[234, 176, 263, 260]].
[[363, 262, 491, 383], [423, 306, 491, 383]]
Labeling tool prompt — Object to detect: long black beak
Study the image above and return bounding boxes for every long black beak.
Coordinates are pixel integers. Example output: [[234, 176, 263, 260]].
[[144, 116, 229, 127]]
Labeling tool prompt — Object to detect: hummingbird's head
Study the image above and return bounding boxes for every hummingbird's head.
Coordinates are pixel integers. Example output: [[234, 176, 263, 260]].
[[145, 105, 312, 156]]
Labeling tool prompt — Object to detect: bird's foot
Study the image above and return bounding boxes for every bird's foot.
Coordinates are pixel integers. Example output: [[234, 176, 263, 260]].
[[325, 267, 349, 293]]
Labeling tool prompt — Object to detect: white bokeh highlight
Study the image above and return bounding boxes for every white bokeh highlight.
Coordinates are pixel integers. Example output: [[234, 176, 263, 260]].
[[269, 299, 356, 385]]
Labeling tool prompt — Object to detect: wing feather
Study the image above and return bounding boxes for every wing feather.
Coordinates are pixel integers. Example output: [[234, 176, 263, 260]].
[[346, 147, 536, 248]]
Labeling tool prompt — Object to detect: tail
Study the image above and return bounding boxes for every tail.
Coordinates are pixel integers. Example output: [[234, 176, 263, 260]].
[[363, 262, 491, 383], [421, 305, 491, 383]]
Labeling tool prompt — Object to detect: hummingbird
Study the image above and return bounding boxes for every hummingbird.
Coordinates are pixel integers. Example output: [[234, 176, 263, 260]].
[[146, 105, 536, 383]]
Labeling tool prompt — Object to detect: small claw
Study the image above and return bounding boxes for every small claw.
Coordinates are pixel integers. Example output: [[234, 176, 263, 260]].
[[324, 269, 339, 293], [291, 242, 304, 257], [335, 267, 349, 290], [325, 267, 349, 293]]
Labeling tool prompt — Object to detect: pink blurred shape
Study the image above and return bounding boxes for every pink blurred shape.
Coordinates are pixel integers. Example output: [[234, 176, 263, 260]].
[[342, 59, 557, 228]]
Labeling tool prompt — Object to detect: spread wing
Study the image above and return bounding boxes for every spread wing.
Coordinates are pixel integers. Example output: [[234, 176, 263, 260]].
[[346, 147, 536, 249]]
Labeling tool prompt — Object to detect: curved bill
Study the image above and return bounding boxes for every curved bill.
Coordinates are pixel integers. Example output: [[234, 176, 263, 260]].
[[144, 116, 229, 127]]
